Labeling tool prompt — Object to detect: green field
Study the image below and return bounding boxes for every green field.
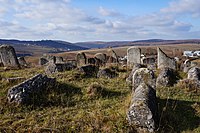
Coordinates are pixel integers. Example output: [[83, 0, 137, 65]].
[[0, 67, 199, 132]]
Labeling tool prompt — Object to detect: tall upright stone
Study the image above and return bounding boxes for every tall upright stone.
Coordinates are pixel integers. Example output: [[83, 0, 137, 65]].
[[157, 47, 176, 70], [0, 45, 20, 68], [127, 47, 141, 66], [76, 52, 87, 67]]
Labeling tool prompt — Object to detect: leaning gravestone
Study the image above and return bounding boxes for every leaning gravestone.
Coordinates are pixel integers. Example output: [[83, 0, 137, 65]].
[[7, 74, 56, 105], [127, 83, 158, 133], [0, 45, 20, 68], [157, 47, 176, 70], [107, 49, 119, 64], [76, 52, 87, 67], [127, 47, 141, 66]]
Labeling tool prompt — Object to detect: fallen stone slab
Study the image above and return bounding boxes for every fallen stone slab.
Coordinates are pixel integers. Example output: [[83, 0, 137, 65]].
[[7, 74, 56, 105], [127, 83, 158, 133]]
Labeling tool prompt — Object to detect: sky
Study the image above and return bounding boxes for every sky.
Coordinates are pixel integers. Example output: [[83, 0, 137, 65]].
[[0, 0, 200, 42]]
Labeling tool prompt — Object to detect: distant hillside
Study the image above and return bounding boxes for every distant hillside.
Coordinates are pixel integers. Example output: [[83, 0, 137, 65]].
[[0, 39, 88, 56], [75, 39, 200, 49]]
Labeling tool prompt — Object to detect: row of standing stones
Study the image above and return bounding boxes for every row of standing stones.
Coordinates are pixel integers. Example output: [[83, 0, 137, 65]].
[[126, 47, 200, 132], [1, 44, 200, 132]]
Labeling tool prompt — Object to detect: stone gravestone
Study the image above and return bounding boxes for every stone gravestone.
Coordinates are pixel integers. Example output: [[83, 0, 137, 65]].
[[127, 83, 158, 133], [188, 67, 200, 80], [88, 58, 96, 65], [107, 49, 119, 64], [55, 56, 64, 64], [76, 52, 87, 67], [132, 68, 156, 91], [127, 47, 141, 66], [156, 67, 176, 88], [0, 45, 20, 68], [39, 55, 56, 66], [7, 74, 56, 105], [157, 47, 176, 70], [18, 57, 28, 67], [94, 53, 107, 67], [0, 56, 3, 67]]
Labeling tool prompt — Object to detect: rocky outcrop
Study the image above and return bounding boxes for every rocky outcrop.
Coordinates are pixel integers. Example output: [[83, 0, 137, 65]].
[[7, 74, 56, 105], [97, 68, 118, 78], [127, 83, 158, 133], [0, 45, 20, 68], [157, 47, 176, 70], [156, 68, 176, 87]]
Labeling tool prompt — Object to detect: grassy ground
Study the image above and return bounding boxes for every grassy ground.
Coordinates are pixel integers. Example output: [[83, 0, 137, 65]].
[[0, 67, 200, 133]]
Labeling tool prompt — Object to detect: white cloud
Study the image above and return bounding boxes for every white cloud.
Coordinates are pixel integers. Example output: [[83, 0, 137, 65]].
[[0, 0, 199, 41], [161, 0, 200, 17], [98, 7, 122, 17]]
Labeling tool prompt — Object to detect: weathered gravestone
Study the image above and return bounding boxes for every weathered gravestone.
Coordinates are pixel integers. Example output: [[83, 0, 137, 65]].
[[107, 49, 119, 64], [0, 45, 20, 68], [97, 68, 118, 78], [126, 64, 144, 84], [79, 65, 99, 77], [55, 56, 64, 64], [188, 67, 200, 80], [127, 83, 158, 133], [39, 55, 56, 66], [45, 63, 76, 74], [127, 47, 141, 66], [88, 58, 96, 65], [157, 47, 176, 70], [132, 68, 156, 91], [94, 53, 107, 66], [7, 74, 56, 105], [76, 52, 87, 67], [18, 57, 28, 67], [156, 67, 176, 88]]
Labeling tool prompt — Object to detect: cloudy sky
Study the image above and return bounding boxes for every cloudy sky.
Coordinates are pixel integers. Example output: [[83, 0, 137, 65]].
[[0, 0, 200, 42]]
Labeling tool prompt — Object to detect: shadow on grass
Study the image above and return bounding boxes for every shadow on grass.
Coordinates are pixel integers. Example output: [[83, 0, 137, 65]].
[[24, 82, 83, 108], [157, 98, 200, 133], [100, 89, 127, 98]]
